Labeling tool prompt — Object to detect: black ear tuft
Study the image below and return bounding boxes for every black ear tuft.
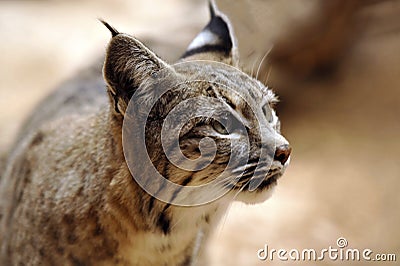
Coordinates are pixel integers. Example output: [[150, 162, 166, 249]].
[[208, 0, 216, 18], [99, 19, 120, 37], [103, 33, 172, 115], [181, 0, 238, 65]]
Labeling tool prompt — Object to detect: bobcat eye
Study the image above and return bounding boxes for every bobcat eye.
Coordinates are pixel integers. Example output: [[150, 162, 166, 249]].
[[211, 116, 243, 135], [262, 104, 273, 123], [212, 120, 228, 134]]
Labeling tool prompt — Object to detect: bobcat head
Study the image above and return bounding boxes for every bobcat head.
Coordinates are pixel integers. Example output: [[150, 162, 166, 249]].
[[102, 1, 291, 206]]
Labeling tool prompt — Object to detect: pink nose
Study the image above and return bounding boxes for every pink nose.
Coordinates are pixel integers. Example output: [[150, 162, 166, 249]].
[[274, 144, 292, 165]]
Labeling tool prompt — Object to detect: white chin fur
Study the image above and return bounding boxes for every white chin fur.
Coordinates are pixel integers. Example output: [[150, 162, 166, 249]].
[[233, 184, 277, 205]]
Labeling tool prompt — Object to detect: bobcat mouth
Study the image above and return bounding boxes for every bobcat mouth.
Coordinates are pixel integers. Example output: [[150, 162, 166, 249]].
[[256, 172, 281, 190], [233, 167, 282, 191]]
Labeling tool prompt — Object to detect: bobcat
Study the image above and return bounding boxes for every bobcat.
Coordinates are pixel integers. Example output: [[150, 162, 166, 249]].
[[0, 1, 291, 265]]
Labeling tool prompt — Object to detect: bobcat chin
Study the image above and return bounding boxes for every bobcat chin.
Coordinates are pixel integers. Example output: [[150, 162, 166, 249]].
[[0, 1, 290, 265]]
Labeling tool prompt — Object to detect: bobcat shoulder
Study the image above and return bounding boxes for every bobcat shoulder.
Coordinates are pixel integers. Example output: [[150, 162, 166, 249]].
[[0, 1, 291, 265]]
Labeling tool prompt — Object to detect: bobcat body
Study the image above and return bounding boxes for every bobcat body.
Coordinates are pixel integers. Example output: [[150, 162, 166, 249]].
[[0, 2, 291, 265]]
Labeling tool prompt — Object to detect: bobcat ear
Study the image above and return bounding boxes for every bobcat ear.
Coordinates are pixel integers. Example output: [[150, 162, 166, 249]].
[[102, 22, 171, 115], [181, 0, 239, 66]]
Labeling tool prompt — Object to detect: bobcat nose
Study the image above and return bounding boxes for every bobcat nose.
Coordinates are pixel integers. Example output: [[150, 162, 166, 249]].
[[274, 144, 292, 165]]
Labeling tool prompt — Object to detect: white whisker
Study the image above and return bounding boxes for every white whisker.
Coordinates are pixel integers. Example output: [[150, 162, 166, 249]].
[[263, 65, 273, 85], [231, 162, 258, 174], [231, 178, 252, 202], [250, 57, 258, 77], [216, 203, 233, 237], [256, 45, 273, 81], [170, 211, 189, 230]]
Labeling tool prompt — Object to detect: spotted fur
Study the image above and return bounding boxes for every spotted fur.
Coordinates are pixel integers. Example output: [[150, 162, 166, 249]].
[[0, 1, 290, 265]]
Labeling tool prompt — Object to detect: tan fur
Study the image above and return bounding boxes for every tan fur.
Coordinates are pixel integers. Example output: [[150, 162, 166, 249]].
[[0, 2, 290, 265]]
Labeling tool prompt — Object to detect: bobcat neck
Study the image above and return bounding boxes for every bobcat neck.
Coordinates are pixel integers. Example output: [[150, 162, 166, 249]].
[[96, 110, 231, 265]]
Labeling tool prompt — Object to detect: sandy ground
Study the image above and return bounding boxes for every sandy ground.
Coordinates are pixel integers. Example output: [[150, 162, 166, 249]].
[[1, 0, 399, 265]]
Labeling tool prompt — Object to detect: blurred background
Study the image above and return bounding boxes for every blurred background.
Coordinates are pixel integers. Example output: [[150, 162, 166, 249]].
[[0, 0, 399, 265]]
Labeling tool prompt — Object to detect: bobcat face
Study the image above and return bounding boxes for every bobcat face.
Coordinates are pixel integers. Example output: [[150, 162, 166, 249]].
[[102, 1, 291, 206], [156, 62, 290, 205]]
